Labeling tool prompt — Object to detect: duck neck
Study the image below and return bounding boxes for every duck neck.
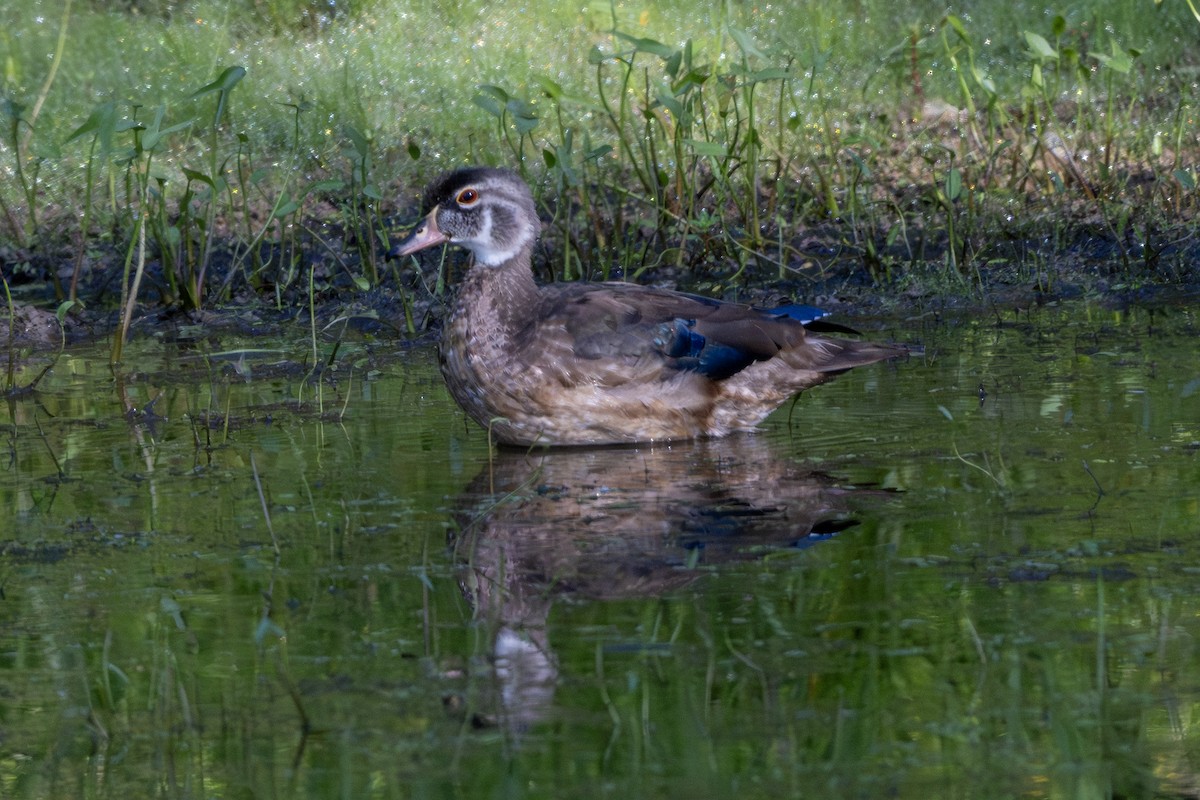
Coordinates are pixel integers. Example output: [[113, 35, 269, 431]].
[[456, 248, 540, 336]]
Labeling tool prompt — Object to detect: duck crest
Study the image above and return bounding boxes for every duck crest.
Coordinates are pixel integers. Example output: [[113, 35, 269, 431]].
[[392, 167, 905, 446]]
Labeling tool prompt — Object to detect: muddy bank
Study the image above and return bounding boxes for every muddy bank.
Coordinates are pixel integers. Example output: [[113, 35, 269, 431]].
[[3, 206, 1199, 356]]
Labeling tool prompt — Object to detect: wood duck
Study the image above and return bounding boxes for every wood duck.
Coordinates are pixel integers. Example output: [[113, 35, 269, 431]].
[[391, 167, 903, 446]]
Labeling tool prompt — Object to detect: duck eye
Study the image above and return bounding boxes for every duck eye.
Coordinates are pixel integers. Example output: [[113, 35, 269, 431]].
[[456, 188, 479, 206]]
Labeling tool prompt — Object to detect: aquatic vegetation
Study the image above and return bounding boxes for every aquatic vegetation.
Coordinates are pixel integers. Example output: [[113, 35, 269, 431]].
[[0, 0, 1196, 339]]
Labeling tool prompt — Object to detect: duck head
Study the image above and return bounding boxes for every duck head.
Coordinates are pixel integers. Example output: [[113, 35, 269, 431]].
[[389, 167, 540, 267]]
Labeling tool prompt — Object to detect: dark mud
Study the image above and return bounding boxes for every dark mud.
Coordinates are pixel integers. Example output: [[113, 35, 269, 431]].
[[3, 191, 1199, 358]]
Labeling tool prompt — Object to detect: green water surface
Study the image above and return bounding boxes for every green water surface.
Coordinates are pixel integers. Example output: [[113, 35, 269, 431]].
[[2, 300, 1199, 799]]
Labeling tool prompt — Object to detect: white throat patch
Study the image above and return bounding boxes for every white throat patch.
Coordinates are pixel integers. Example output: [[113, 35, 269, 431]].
[[461, 206, 535, 267]]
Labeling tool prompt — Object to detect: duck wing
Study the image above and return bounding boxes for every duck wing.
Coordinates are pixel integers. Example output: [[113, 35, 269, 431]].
[[522, 283, 891, 385]]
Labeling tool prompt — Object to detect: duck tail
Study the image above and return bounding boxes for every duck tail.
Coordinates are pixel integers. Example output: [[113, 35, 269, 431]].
[[808, 337, 907, 374]]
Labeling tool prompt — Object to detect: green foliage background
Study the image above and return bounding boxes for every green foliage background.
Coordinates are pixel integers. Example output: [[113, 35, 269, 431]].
[[0, 0, 1198, 311]]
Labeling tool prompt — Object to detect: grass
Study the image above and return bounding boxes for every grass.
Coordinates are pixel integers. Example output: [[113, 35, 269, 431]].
[[0, 0, 1198, 361]]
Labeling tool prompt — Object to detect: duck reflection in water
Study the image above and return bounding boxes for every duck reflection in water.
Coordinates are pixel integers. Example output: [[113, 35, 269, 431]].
[[447, 434, 889, 735]]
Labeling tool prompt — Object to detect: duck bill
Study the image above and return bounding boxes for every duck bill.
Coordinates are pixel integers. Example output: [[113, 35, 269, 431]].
[[389, 209, 448, 258]]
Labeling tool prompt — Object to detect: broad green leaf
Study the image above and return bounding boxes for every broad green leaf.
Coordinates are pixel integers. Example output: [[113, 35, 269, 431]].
[[944, 15, 970, 43], [728, 26, 765, 60], [65, 101, 116, 149], [1092, 40, 1133, 74], [513, 114, 539, 135], [945, 167, 963, 202], [472, 92, 503, 119], [684, 139, 726, 157], [665, 50, 682, 78], [476, 84, 511, 103], [1024, 31, 1058, 61], [55, 299, 81, 322], [142, 111, 191, 152], [743, 67, 793, 84], [534, 75, 602, 110], [972, 65, 996, 96], [885, 224, 900, 247], [505, 98, 538, 134], [584, 144, 613, 162], [672, 68, 711, 95], [273, 197, 300, 219], [191, 66, 246, 128], [535, 75, 564, 100], [191, 65, 247, 98], [614, 31, 676, 59], [344, 124, 370, 157], [656, 90, 685, 121]]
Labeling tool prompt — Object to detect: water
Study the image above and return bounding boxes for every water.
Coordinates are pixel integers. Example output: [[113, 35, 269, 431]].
[[1, 299, 1199, 798]]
